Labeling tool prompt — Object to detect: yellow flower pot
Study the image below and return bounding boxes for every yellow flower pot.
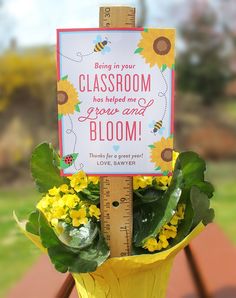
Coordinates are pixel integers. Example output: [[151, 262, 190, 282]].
[[72, 223, 204, 298], [15, 212, 204, 298]]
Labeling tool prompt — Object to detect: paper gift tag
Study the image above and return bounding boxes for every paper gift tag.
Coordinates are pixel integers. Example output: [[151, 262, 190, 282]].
[[56, 28, 175, 176]]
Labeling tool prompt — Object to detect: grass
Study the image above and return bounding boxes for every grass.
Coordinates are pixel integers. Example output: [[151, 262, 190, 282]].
[[0, 161, 235, 297], [0, 185, 41, 298], [207, 161, 236, 244], [220, 101, 236, 121]]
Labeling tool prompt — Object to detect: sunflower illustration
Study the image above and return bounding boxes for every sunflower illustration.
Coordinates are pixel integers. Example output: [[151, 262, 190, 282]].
[[150, 136, 173, 173], [57, 79, 79, 115], [137, 29, 175, 69]]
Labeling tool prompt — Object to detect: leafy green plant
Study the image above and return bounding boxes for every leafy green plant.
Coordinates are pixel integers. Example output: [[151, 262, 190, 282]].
[[16, 143, 214, 273]]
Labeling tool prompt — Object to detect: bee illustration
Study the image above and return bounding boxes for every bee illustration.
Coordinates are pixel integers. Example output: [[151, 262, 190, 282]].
[[93, 35, 111, 55], [149, 120, 165, 135], [59, 35, 111, 63]]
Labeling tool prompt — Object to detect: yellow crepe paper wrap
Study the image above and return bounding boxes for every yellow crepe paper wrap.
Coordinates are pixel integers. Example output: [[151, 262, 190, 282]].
[[73, 223, 204, 298], [15, 212, 204, 298]]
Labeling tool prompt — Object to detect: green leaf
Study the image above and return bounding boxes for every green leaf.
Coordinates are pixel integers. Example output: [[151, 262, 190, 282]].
[[26, 210, 40, 235], [31, 143, 68, 194], [77, 192, 99, 205], [68, 232, 109, 273], [75, 103, 81, 112], [58, 114, 63, 120], [61, 75, 68, 80], [134, 168, 183, 246], [47, 244, 78, 272], [171, 64, 175, 70], [39, 212, 60, 248], [133, 151, 215, 247], [38, 212, 109, 273], [134, 188, 163, 205], [161, 64, 167, 72], [194, 181, 214, 198], [134, 47, 144, 54], [178, 152, 214, 199], [202, 208, 215, 225], [162, 171, 169, 176], [148, 144, 155, 148], [190, 186, 211, 228], [155, 167, 161, 171], [54, 262, 68, 273], [144, 28, 148, 32]]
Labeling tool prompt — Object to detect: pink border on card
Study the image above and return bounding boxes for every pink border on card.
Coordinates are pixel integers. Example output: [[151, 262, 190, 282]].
[[171, 69, 175, 134], [56, 28, 175, 177]]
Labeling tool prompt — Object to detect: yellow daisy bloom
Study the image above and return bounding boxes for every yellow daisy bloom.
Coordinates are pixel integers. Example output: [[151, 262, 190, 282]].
[[57, 79, 79, 115], [150, 137, 173, 173], [138, 29, 175, 68]]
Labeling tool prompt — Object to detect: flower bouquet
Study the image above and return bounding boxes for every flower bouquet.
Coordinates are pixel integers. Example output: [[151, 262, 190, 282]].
[[15, 143, 214, 298]]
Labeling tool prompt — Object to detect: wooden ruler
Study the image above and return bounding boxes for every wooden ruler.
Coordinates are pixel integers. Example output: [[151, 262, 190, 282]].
[[99, 6, 135, 28], [99, 6, 135, 258]]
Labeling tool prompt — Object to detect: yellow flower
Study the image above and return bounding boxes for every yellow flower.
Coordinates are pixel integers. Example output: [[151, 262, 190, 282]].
[[62, 194, 79, 208], [159, 234, 169, 248], [155, 241, 163, 250], [89, 205, 101, 219], [138, 29, 175, 68], [176, 204, 185, 219], [155, 176, 172, 190], [48, 186, 61, 196], [51, 218, 58, 227], [142, 204, 185, 252], [150, 137, 173, 173], [57, 79, 79, 115], [37, 194, 55, 211], [69, 188, 75, 194], [170, 204, 185, 225], [51, 205, 67, 220], [162, 225, 177, 239], [170, 214, 179, 225], [70, 208, 88, 227], [60, 184, 70, 193], [37, 197, 48, 210], [133, 176, 153, 190], [57, 198, 66, 208], [69, 171, 88, 192], [143, 237, 159, 252], [88, 176, 100, 185]]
